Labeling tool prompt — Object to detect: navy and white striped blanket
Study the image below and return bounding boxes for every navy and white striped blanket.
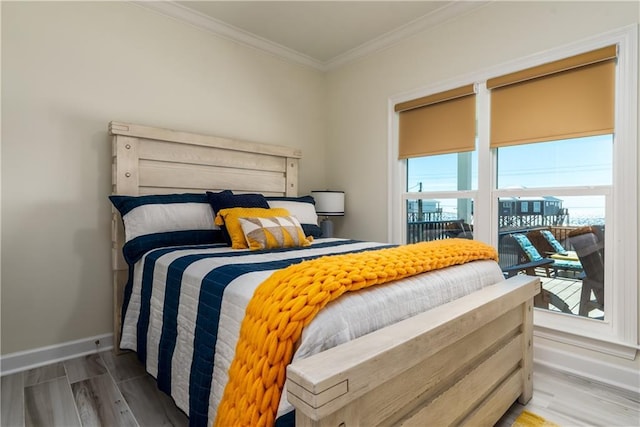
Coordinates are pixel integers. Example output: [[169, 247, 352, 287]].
[[120, 238, 504, 426]]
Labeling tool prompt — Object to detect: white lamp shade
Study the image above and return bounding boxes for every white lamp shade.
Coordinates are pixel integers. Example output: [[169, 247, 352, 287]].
[[311, 191, 344, 216]]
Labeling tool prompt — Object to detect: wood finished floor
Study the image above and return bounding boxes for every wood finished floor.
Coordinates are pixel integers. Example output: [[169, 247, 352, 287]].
[[1, 350, 187, 427], [2, 350, 638, 426]]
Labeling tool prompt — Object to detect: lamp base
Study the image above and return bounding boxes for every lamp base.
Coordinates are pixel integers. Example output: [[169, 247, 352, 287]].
[[320, 218, 334, 238]]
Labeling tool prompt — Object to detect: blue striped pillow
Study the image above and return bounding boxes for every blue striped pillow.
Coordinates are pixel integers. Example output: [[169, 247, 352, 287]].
[[109, 193, 226, 263]]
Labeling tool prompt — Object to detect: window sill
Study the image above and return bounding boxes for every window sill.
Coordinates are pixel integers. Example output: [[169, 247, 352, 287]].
[[533, 324, 639, 360]]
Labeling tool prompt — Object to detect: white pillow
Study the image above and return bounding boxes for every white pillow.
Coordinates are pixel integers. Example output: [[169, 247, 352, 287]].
[[122, 202, 216, 242], [109, 193, 219, 242], [266, 200, 318, 226]]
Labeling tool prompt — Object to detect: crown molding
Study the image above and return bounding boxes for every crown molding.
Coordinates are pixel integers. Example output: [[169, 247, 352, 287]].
[[133, 1, 325, 70], [133, 1, 490, 72], [325, 1, 490, 71]]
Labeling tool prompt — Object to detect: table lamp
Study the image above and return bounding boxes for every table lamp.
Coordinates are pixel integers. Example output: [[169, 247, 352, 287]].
[[311, 190, 344, 238]]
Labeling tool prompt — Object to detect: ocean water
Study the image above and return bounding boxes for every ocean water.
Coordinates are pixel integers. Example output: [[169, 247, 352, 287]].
[[568, 216, 605, 226]]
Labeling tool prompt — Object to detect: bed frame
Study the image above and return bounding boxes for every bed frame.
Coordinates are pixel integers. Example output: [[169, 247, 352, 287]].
[[110, 121, 539, 426], [110, 121, 302, 349]]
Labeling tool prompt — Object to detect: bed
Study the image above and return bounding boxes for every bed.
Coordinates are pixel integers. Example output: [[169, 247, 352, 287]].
[[109, 121, 539, 426]]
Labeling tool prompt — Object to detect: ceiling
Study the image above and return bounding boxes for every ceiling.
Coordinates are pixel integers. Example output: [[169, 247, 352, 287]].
[[142, 1, 488, 70]]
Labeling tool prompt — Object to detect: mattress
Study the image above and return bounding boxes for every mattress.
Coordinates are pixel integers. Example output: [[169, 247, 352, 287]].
[[119, 238, 504, 426]]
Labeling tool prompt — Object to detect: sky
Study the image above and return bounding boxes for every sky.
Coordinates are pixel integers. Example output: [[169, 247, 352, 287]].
[[407, 134, 612, 221]]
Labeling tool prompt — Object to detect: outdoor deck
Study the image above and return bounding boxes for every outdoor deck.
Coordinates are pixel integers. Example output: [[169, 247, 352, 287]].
[[540, 275, 603, 319], [405, 220, 605, 320]]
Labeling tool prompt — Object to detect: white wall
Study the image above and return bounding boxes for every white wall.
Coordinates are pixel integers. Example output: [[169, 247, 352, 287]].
[[2, 0, 639, 385], [326, 1, 639, 242], [324, 1, 640, 384], [1, 2, 326, 355]]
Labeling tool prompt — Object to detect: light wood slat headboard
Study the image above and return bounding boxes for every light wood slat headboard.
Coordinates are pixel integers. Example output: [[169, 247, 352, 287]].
[[110, 121, 302, 350]]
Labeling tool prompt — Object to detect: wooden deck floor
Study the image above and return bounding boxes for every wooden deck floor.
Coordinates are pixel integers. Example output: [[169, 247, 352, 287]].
[[539, 275, 604, 318]]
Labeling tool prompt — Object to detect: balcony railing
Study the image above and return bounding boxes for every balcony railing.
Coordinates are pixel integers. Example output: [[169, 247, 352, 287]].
[[406, 219, 472, 244], [405, 219, 605, 319], [406, 220, 594, 270]]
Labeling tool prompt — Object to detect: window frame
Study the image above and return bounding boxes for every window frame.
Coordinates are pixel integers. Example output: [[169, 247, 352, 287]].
[[388, 25, 638, 356]]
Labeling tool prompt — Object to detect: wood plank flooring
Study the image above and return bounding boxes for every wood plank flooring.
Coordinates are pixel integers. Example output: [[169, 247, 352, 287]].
[[1, 350, 187, 427], [497, 364, 640, 427], [2, 351, 638, 426]]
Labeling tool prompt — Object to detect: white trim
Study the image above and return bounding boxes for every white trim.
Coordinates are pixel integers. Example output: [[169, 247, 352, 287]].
[[325, 1, 490, 71], [387, 98, 403, 244], [476, 82, 493, 245], [133, 1, 489, 72], [389, 25, 638, 105], [534, 338, 640, 395], [535, 327, 639, 360], [132, 1, 324, 70], [403, 190, 478, 199], [531, 24, 638, 348], [493, 186, 612, 198], [612, 24, 638, 347], [388, 24, 638, 353], [0, 333, 114, 376]]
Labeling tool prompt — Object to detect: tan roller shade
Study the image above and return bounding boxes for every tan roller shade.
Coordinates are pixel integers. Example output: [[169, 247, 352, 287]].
[[396, 84, 476, 159], [489, 45, 616, 148]]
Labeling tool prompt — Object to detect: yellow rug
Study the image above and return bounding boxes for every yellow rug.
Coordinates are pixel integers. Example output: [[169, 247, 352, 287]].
[[512, 410, 560, 427]]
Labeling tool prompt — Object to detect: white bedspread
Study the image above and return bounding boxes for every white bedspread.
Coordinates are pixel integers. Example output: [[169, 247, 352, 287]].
[[119, 238, 504, 426]]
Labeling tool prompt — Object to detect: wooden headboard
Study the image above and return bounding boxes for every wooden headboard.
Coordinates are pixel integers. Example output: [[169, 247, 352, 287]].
[[110, 121, 302, 349]]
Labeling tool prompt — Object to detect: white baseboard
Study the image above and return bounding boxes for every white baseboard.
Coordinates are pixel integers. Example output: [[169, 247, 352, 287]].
[[0, 333, 114, 376], [534, 339, 640, 395], [2, 331, 638, 396]]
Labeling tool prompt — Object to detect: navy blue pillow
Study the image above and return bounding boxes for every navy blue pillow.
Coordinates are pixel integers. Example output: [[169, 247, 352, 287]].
[[265, 195, 316, 204], [207, 191, 269, 213], [206, 191, 271, 245], [122, 230, 224, 265]]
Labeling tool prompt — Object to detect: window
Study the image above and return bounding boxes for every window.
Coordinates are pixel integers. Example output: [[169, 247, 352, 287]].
[[406, 152, 476, 243], [389, 26, 637, 353], [496, 136, 612, 188], [397, 85, 478, 245], [495, 136, 612, 319], [489, 45, 614, 320]]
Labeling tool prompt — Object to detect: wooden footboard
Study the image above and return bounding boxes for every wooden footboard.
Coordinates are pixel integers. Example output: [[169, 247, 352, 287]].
[[287, 275, 539, 426]]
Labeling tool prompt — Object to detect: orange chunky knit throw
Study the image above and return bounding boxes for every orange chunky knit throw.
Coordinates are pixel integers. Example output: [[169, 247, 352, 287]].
[[215, 239, 498, 427]]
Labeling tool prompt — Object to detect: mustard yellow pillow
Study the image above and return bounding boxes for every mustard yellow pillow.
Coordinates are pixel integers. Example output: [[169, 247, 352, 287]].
[[238, 215, 313, 250], [215, 207, 290, 249]]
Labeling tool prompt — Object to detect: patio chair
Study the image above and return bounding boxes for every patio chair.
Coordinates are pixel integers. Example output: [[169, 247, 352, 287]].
[[501, 233, 553, 278], [512, 233, 582, 277], [541, 230, 568, 254], [527, 229, 579, 261], [499, 234, 572, 314], [568, 227, 605, 317], [527, 229, 559, 255]]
